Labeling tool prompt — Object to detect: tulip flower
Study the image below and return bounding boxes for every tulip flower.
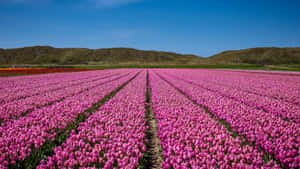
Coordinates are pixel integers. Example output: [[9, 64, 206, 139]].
[[37, 72, 147, 168]]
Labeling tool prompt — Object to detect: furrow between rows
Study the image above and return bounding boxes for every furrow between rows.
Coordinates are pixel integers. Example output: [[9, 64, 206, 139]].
[[140, 70, 163, 169]]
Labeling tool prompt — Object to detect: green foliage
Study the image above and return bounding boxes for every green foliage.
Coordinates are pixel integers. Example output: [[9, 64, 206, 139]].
[[0, 46, 203, 65], [1, 46, 300, 72], [209, 47, 300, 65]]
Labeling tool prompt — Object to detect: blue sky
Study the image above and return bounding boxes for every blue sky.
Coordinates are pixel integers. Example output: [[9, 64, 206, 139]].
[[0, 0, 300, 57]]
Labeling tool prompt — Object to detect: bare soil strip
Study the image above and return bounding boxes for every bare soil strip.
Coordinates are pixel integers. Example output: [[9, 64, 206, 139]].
[[141, 71, 163, 169]]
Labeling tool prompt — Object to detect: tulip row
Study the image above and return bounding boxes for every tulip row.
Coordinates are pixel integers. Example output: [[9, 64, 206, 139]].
[[149, 71, 279, 169], [0, 71, 128, 125], [38, 71, 147, 169], [216, 69, 300, 85], [0, 68, 91, 77], [0, 71, 138, 168], [0, 70, 99, 91], [224, 69, 300, 79], [163, 70, 300, 123], [166, 69, 300, 105], [157, 71, 299, 168], [0, 71, 101, 95], [0, 70, 119, 105]]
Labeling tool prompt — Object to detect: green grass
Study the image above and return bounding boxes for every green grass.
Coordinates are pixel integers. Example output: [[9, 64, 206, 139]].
[[73, 64, 300, 72], [1, 64, 300, 78], [72, 64, 263, 69]]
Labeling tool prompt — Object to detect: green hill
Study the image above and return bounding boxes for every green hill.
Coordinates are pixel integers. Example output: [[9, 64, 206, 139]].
[[1, 46, 300, 66], [208, 47, 300, 65], [0, 46, 203, 66]]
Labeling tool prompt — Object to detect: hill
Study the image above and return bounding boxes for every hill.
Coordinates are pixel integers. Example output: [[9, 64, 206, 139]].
[[208, 47, 300, 65], [1, 46, 300, 66], [0, 46, 203, 66]]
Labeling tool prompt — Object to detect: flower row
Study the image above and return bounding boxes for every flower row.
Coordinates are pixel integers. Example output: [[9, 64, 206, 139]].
[[164, 70, 300, 123], [0, 70, 114, 105], [158, 71, 299, 168], [0, 70, 99, 91], [0, 71, 137, 168], [38, 71, 147, 169], [165, 69, 300, 105], [0, 71, 126, 124], [150, 71, 279, 169]]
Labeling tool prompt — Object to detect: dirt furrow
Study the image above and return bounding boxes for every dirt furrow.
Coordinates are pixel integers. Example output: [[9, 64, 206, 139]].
[[142, 71, 163, 169]]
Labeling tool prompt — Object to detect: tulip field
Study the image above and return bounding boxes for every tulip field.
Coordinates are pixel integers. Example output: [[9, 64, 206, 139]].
[[0, 69, 299, 169], [0, 68, 91, 77]]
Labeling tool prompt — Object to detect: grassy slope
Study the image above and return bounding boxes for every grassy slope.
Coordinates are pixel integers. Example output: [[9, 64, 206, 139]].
[[0, 46, 203, 65], [208, 47, 300, 65], [1, 46, 300, 66], [1, 46, 300, 73]]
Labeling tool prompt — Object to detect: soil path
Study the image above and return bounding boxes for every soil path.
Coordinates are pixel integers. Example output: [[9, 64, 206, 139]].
[[144, 71, 163, 169]]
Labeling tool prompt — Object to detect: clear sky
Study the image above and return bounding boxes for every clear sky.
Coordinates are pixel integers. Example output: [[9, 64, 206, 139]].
[[0, 0, 300, 57]]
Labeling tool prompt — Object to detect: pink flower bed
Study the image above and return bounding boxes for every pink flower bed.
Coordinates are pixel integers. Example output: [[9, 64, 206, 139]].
[[0, 71, 137, 168], [0, 70, 118, 105], [0, 68, 298, 168], [150, 71, 279, 169], [0, 71, 127, 124], [38, 71, 147, 169], [166, 69, 300, 105], [163, 70, 300, 123], [157, 70, 299, 168]]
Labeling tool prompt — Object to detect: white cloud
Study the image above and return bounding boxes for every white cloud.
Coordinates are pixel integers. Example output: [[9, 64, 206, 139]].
[[90, 0, 142, 8]]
